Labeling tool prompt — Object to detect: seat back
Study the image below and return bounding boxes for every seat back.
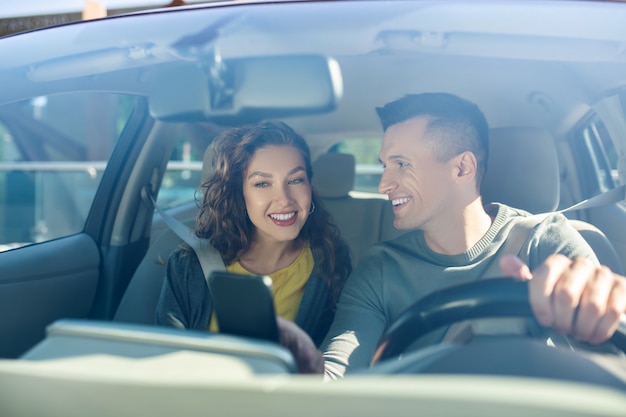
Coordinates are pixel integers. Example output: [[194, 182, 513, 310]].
[[482, 127, 560, 214], [312, 153, 390, 267], [482, 127, 623, 274], [568, 220, 624, 274], [115, 142, 219, 324], [114, 227, 185, 324]]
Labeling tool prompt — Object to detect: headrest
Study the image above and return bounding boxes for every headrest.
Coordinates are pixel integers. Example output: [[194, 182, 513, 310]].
[[481, 127, 559, 214], [312, 153, 356, 198], [202, 144, 214, 181]]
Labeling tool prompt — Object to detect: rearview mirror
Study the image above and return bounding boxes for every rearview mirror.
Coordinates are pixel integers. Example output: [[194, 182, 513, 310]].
[[149, 54, 343, 123]]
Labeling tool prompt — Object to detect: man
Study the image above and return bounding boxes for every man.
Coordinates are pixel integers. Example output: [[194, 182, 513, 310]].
[[283, 92, 626, 377]]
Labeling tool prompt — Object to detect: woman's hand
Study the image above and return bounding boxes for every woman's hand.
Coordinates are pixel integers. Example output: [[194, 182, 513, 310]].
[[276, 316, 324, 374]]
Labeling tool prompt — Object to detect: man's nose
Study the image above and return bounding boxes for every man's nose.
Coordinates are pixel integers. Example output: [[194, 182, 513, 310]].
[[378, 170, 396, 195]]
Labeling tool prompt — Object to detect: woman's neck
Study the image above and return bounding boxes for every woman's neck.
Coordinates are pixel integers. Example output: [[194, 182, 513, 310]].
[[237, 238, 303, 275]]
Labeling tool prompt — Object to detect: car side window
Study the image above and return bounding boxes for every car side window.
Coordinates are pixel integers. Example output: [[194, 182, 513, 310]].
[[0, 92, 134, 251], [158, 128, 204, 210], [571, 115, 618, 197]]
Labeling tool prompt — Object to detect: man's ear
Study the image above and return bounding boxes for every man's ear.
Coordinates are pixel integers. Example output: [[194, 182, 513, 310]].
[[453, 151, 477, 184]]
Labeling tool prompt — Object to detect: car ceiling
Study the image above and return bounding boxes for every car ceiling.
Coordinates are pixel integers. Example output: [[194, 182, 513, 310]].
[[1, 1, 626, 152]]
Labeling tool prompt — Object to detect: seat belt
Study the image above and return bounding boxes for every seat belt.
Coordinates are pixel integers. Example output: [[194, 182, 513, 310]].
[[558, 184, 626, 213], [443, 184, 626, 342], [517, 183, 625, 261], [481, 184, 626, 278], [142, 187, 225, 282]]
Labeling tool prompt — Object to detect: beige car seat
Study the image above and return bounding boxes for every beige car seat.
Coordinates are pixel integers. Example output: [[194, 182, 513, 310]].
[[311, 153, 391, 267], [482, 127, 623, 274]]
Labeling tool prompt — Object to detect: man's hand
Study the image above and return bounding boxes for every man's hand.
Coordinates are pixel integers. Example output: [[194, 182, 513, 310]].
[[499, 254, 626, 344], [276, 316, 324, 375]]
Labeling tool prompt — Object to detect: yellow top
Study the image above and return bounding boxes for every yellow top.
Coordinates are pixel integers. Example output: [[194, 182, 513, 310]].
[[208, 243, 314, 332]]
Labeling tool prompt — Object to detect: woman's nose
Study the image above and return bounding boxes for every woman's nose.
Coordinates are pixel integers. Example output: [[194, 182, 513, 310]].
[[275, 183, 292, 204]]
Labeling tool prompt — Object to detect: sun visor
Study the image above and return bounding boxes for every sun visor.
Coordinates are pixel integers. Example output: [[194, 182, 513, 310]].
[[149, 54, 343, 123]]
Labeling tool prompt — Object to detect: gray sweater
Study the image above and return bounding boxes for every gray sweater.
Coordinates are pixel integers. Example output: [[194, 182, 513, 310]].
[[321, 203, 597, 379]]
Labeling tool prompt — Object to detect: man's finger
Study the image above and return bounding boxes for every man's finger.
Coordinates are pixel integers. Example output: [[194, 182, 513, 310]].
[[527, 254, 573, 327], [498, 254, 532, 280], [551, 257, 596, 335], [588, 278, 626, 344], [572, 265, 612, 341]]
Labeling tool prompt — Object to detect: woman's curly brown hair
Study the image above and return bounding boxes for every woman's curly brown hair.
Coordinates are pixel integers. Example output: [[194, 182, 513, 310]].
[[195, 120, 352, 304]]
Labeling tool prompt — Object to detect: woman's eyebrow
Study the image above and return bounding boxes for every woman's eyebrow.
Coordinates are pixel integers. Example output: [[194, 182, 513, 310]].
[[289, 166, 306, 175], [247, 171, 272, 180], [246, 166, 305, 180]]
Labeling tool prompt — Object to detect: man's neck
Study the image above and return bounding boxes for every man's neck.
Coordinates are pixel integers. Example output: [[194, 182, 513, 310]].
[[422, 198, 493, 256]]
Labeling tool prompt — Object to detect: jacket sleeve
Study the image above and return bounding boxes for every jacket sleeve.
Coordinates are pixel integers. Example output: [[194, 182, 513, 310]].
[[527, 213, 599, 270], [155, 248, 213, 330], [320, 249, 387, 380], [295, 271, 334, 347]]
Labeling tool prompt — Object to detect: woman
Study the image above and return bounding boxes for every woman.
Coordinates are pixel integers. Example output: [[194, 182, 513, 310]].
[[156, 120, 352, 350]]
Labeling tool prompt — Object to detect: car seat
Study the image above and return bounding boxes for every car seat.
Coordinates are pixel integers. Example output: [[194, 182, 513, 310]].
[[311, 153, 390, 267], [482, 127, 624, 274], [113, 148, 215, 324]]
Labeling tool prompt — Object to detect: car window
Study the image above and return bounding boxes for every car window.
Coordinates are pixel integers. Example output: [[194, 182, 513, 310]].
[[0, 92, 134, 250], [332, 138, 383, 195], [571, 115, 618, 197], [160, 134, 203, 210], [158, 122, 227, 210]]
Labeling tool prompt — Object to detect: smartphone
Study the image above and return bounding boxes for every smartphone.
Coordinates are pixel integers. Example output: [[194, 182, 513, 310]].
[[207, 271, 280, 343]]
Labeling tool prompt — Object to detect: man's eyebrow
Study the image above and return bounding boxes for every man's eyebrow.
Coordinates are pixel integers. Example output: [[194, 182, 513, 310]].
[[380, 155, 407, 163]]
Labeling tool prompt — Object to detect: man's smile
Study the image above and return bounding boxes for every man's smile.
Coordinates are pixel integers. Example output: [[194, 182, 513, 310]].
[[391, 197, 411, 207]]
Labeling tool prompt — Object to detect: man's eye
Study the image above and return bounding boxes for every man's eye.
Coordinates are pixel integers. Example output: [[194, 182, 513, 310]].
[[397, 161, 408, 168]]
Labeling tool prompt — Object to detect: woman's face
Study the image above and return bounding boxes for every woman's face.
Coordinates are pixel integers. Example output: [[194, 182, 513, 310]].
[[242, 145, 312, 244]]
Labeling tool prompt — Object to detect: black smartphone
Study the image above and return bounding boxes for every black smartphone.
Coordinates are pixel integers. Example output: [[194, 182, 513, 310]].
[[207, 271, 280, 343]]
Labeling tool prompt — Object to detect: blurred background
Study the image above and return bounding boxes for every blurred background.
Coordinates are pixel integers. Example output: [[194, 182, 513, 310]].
[[0, 0, 208, 37]]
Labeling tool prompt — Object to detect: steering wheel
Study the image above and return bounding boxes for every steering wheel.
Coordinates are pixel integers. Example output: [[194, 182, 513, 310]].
[[371, 278, 626, 364]]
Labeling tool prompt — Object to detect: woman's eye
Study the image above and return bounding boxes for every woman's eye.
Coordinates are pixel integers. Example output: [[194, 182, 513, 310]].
[[289, 177, 305, 185], [254, 181, 269, 188]]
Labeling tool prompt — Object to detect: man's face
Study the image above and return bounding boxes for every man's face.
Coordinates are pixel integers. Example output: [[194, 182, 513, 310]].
[[378, 116, 457, 231]]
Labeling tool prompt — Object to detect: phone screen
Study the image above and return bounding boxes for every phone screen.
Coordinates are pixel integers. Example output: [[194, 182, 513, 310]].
[[208, 271, 280, 343]]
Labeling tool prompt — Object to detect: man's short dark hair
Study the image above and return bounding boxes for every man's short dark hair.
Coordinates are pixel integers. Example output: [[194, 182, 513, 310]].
[[376, 93, 489, 189]]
